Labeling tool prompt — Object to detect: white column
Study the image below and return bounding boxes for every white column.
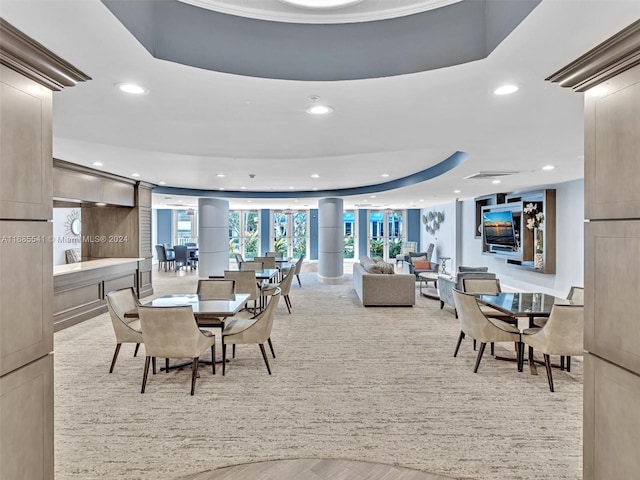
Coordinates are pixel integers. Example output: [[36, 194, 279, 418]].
[[198, 198, 229, 277], [318, 198, 343, 284]]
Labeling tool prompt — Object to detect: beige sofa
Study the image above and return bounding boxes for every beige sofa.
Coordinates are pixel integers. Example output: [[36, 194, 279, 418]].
[[352, 259, 415, 307]]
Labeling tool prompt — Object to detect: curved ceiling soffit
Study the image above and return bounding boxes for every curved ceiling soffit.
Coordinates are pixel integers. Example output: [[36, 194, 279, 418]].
[[101, 0, 541, 81], [153, 150, 468, 199]]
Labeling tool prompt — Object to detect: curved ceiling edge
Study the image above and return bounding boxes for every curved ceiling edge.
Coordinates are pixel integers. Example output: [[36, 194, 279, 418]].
[[101, 0, 541, 81], [153, 150, 468, 199]]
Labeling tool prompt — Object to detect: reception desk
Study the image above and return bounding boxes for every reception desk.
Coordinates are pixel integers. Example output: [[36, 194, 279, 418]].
[[53, 258, 145, 331]]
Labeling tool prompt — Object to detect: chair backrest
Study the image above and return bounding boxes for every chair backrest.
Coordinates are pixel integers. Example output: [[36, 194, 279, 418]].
[[224, 270, 259, 300], [106, 287, 142, 340], [155, 245, 167, 262], [173, 244, 189, 264], [278, 267, 294, 295], [240, 261, 263, 271], [266, 251, 282, 258], [226, 289, 281, 344], [462, 277, 501, 295], [293, 254, 304, 274], [567, 286, 584, 305], [164, 243, 175, 260], [65, 248, 81, 264], [425, 243, 435, 261], [532, 304, 584, 356], [455, 271, 497, 290], [452, 289, 507, 342], [184, 242, 197, 247], [234, 253, 244, 268], [137, 306, 205, 358], [197, 279, 235, 298], [254, 256, 276, 268]]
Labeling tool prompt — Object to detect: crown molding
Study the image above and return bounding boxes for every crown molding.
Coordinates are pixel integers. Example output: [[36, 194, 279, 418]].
[[0, 18, 90, 91], [546, 19, 640, 92]]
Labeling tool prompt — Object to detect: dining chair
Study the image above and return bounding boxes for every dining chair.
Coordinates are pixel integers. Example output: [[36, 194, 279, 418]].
[[254, 256, 276, 269], [266, 267, 294, 314], [234, 253, 244, 268], [137, 305, 217, 395], [223, 270, 260, 313], [265, 251, 282, 258], [173, 244, 191, 271], [222, 288, 282, 375], [521, 304, 584, 392], [240, 261, 263, 271], [155, 244, 174, 271], [105, 287, 143, 373], [196, 279, 235, 298], [185, 242, 198, 269], [163, 243, 176, 262], [452, 289, 522, 373], [282, 254, 304, 287]]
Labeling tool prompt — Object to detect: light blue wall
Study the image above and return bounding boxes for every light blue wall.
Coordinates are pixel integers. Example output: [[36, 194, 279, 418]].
[[260, 209, 270, 255], [309, 209, 318, 260], [157, 209, 173, 245], [358, 209, 368, 258], [406, 209, 421, 245]]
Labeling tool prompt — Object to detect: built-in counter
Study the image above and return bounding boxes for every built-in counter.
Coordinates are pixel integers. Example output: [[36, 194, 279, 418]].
[[53, 258, 145, 331]]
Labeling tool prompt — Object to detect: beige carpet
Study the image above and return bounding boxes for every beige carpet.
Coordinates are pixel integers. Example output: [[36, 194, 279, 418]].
[[53, 268, 583, 480]]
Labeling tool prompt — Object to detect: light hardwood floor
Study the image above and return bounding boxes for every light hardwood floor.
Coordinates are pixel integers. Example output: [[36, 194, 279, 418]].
[[175, 458, 453, 480]]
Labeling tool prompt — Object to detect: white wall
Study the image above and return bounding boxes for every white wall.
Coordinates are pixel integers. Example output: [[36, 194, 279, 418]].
[[52, 208, 81, 266], [420, 200, 460, 272], [460, 179, 584, 296]]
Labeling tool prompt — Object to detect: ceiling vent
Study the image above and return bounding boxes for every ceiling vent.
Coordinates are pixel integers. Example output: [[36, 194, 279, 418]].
[[464, 171, 519, 180]]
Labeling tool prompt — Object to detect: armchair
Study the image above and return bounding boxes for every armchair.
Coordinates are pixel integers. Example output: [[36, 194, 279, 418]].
[[404, 244, 438, 278], [438, 266, 497, 314]]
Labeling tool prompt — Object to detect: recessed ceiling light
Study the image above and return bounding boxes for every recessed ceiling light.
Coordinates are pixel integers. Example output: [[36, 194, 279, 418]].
[[381, 173, 390, 178], [158, 181, 166, 185], [311, 173, 320, 178], [240, 186, 247, 190], [116, 83, 149, 95], [247, 200, 252, 203], [92, 161, 103, 167], [492, 179, 501, 184], [542, 165, 555, 171], [494, 84, 518, 95], [95, 202, 107, 207], [453, 189, 461, 193], [294, 199, 299, 203], [131, 173, 140, 177], [279, 0, 363, 9], [219, 187, 225, 191], [216, 173, 225, 178], [306, 105, 333, 115], [370, 195, 376, 198], [312, 187, 319, 191], [419, 199, 424, 202], [289, 186, 295, 189]]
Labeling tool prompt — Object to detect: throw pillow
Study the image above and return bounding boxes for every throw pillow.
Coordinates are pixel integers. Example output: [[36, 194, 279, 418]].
[[410, 255, 426, 264], [379, 262, 395, 274], [372, 256, 384, 263], [413, 260, 431, 270], [367, 263, 384, 274]]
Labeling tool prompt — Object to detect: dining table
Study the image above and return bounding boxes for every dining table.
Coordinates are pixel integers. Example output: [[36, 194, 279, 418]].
[[475, 292, 571, 374]]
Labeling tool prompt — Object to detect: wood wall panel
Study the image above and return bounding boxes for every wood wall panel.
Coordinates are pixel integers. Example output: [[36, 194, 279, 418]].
[[0, 65, 52, 220], [53, 167, 135, 207], [0, 353, 53, 480], [584, 354, 640, 480], [53, 283, 101, 315], [103, 273, 137, 296], [0, 221, 53, 377], [585, 64, 640, 219], [81, 206, 138, 258]]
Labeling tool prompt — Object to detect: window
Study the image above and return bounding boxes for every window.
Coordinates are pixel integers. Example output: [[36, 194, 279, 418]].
[[174, 209, 197, 244], [367, 210, 404, 261], [229, 210, 259, 258], [273, 210, 308, 258]]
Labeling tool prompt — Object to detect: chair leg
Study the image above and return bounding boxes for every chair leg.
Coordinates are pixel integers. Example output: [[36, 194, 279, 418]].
[[560, 356, 565, 371], [566, 356, 571, 372], [232, 344, 236, 359], [133, 343, 140, 357], [259, 343, 272, 375], [141, 356, 151, 393], [268, 337, 276, 358], [222, 343, 227, 376], [453, 331, 465, 357], [544, 354, 555, 392], [473, 342, 487, 373], [190, 358, 199, 396], [165, 358, 169, 373], [296, 274, 301, 287], [473, 339, 477, 351], [152, 357, 157, 375], [109, 343, 122, 373], [490, 342, 495, 356], [517, 342, 524, 372], [211, 345, 216, 375], [285, 295, 292, 314], [440, 300, 444, 309]]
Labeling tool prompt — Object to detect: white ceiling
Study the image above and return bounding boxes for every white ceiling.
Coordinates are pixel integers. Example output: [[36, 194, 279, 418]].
[[1, 0, 639, 211]]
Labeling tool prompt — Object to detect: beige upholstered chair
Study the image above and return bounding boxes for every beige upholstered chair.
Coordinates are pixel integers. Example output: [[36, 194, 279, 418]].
[[568, 286, 584, 305], [222, 288, 281, 375], [106, 287, 143, 373], [291, 254, 304, 287], [522, 304, 584, 392], [254, 256, 276, 269], [264, 267, 294, 313], [196, 279, 235, 298], [452, 289, 522, 373], [240, 261, 263, 271], [266, 251, 282, 258], [137, 305, 216, 395], [223, 270, 260, 313], [462, 277, 515, 322]]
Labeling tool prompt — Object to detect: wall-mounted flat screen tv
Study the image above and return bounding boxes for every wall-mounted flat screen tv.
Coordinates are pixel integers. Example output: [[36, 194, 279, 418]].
[[482, 211, 517, 249]]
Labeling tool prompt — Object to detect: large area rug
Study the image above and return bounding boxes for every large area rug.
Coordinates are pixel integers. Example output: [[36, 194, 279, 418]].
[[53, 268, 583, 480]]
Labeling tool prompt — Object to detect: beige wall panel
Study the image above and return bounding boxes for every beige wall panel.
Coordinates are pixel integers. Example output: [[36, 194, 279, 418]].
[[53, 167, 134, 207], [138, 206, 152, 258], [53, 283, 101, 315], [584, 354, 640, 480], [103, 274, 137, 295], [102, 178, 134, 206], [137, 185, 152, 208], [585, 64, 640, 220], [0, 221, 53, 377], [585, 220, 640, 375], [0, 353, 54, 480], [0, 66, 52, 220]]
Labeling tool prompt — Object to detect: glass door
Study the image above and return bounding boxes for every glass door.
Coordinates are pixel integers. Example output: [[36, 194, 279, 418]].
[[174, 209, 198, 245], [229, 210, 259, 259], [273, 210, 308, 258], [343, 211, 356, 259], [368, 210, 404, 261]]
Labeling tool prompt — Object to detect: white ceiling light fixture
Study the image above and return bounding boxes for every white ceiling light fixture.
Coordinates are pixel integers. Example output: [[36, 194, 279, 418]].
[[158, 181, 166, 185], [494, 84, 519, 95], [216, 173, 225, 177], [92, 161, 103, 167], [381, 173, 390, 178], [453, 189, 461, 193], [492, 179, 502, 184], [115, 83, 149, 95], [131, 173, 140, 177], [306, 95, 333, 115], [542, 165, 555, 171], [311, 173, 320, 178], [278, 0, 363, 10]]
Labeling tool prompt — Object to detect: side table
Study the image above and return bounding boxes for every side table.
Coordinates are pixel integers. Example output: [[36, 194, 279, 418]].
[[418, 272, 439, 299]]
